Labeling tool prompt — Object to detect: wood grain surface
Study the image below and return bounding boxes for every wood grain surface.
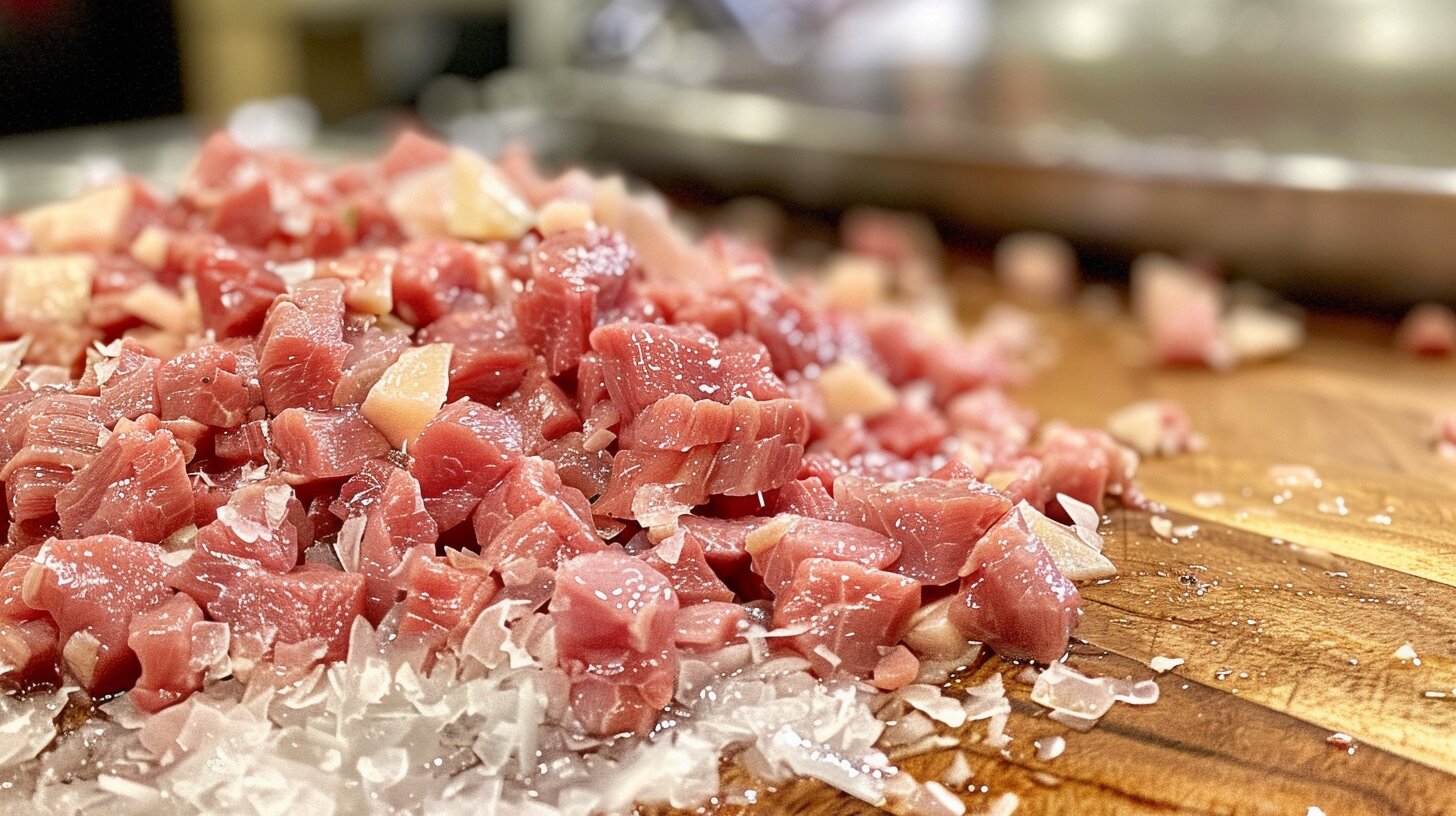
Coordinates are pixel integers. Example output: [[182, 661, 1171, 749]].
[[725, 294, 1456, 814]]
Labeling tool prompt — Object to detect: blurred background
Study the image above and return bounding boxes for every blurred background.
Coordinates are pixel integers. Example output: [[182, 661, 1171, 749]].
[[3, 0, 1456, 308]]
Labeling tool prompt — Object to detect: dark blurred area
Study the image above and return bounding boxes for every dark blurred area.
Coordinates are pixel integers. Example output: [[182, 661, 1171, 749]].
[[2, 0, 1455, 309]]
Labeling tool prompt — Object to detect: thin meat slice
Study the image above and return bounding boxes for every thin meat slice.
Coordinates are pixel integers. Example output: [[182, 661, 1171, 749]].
[[3, 393, 104, 524], [473, 456, 601, 573], [773, 558, 920, 677], [551, 551, 679, 736], [748, 514, 900, 595], [156, 341, 262, 429], [339, 460, 439, 620], [589, 322, 789, 419], [498, 364, 581, 454], [25, 535, 173, 695], [271, 406, 392, 482], [514, 227, 634, 375], [127, 593, 206, 713], [409, 399, 525, 531], [674, 601, 748, 651], [592, 447, 716, 519], [834, 475, 1012, 585], [55, 415, 193, 542], [948, 508, 1080, 664], [257, 279, 352, 413]]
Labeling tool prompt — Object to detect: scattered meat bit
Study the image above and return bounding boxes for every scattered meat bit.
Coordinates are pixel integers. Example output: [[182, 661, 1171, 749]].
[[748, 514, 900, 595], [409, 399, 524, 531], [127, 593, 206, 713], [774, 558, 920, 677], [642, 530, 735, 605], [1105, 399, 1204, 458], [1396, 303, 1456, 357], [1436, 413, 1456, 460], [515, 227, 633, 375], [552, 551, 679, 736], [948, 509, 1080, 664], [271, 406, 392, 481], [472, 456, 600, 573], [208, 565, 365, 665], [673, 601, 747, 650], [156, 342, 262, 429], [55, 415, 193, 542], [1132, 254, 1228, 368], [397, 555, 496, 659], [872, 644, 921, 691], [995, 231, 1077, 304], [257, 279, 353, 413]]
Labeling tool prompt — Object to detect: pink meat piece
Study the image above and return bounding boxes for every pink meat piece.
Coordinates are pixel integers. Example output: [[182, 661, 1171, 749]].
[[418, 307, 533, 405], [947, 508, 1080, 664], [2, 393, 104, 524], [342, 461, 439, 620], [871, 645, 920, 691], [863, 311, 933, 385], [27, 535, 173, 695], [208, 179, 277, 246], [257, 279, 352, 413], [189, 242, 286, 338], [208, 564, 366, 665], [156, 341, 263, 429], [772, 476, 848, 522], [271, 406, 392, 481], [90, 341, 161, 425], [619, 395, 808, 452], [498, 364, 581, 454], [0, 548, 60, 685], [333, 326, 411, 406], [924, 337, 1026, 404], [834, 475, 1012, 586], [472, 456, 601, 573], [55, 415, 193, 542], [514, 227, 634, 376], [169, 483, 307, 606], [1034, 424, 1139, 517], [593, 447, 716, 518], [640, 531, 735, 605], [127, 593, 206, 713], [409, 399, 525, 531], [1134, 260, 1226, 367], [0, 384, 40, 467], [987, 456, 1052, 513], [773, 558, 920, 677], [213, 419, 271, 465], [1395, 303, 1456, 357], [676, 514, 768, 585], [539, 432, 613, 500], [391, 239, 480, 327], [946, 387, 1036, 448], [396, 556, 497, 660], [589, 322, 789, 419], [378, 130, 450, 179], [865, 401, 952, 459], [674, 601, 748, 651], [727, 274, 842, 375], [750, 514, 900, 595], [551, 551, 679, 736]]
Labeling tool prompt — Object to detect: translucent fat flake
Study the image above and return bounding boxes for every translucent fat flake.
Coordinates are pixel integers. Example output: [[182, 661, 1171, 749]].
[[0, 686, 72, 768], [1149, 655, 1185, 673], [898, 684, 968, 728], [1030, 662, 1160, 725], [1033, 734, 1066, 761]]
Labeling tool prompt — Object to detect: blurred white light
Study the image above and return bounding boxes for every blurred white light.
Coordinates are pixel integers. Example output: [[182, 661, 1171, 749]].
[[1047, 0, 1127, 62], [1277, 155, 1355, 191], [1348, 7, 1421, 67], [228, 97, 319, 151], [78, 154, 124, 189]]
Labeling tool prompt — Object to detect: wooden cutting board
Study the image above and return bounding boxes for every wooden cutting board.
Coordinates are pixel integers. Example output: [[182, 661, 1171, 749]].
[[720, 294, 1456, 815]]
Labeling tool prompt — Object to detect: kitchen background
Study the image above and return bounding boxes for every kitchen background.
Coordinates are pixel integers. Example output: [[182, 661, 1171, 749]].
[[3, 0, 1456, 309]]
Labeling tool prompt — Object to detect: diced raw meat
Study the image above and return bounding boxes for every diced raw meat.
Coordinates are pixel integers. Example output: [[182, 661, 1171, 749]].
[[1105, 399, 1202, 458], [214, 419, 271, 464], [157, 341, 262, 429], [749, 514, 900, 595], [170, 484, 307, 605], [866, 401, 951, 459], [1395, 303, 1456, 357], [26, 535, 173, 695], [418, 307, 533, 405], [0, 548, 60, 684], [675, 514, 768, 587], [55, 416, 193, 542], [189, 243, 286, 338], [345, 461, 439, 620], [473, 456, 601, 573], [551, 551, 679, 736], [333, 326, 411, 406], [514, 227, 633, 375], [127, 593, 205, 713], [3, 393, 104, 524], [620, 395, 807, 452], [89, 340, 161, 425], [271, 406, 392, 481], [773, 558, 920, 677], [1133, 254, 1227, 367], [410, 399, 525, 531], [674, 601, 747, 650], [871, 644, 919, 691], [498, 364, 581, 453], [593, 447, 715, 519], [539, 432, 613, 499], [589, 322, 789, 418], [834, 475, 1012, 585], [208, 564, 366, 664], [641, 530, 735, 604], [390, 239, 480, 326], [772, 476, 847, 522], [1035, 423, 1140, 517], [948, 508, 1080, 664], [396, 556, 496, 658], [257, 279, 352, 412]]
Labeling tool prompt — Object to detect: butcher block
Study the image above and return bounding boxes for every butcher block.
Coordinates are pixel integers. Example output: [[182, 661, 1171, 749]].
[[701, 288, 1456, 815]]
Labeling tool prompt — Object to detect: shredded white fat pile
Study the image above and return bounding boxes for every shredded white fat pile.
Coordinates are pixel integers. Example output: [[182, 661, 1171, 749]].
[[8, 604, 1020, 816]]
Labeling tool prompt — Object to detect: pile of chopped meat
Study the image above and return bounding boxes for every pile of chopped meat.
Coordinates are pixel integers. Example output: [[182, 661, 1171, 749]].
[[0, 133, 1141, 801]]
